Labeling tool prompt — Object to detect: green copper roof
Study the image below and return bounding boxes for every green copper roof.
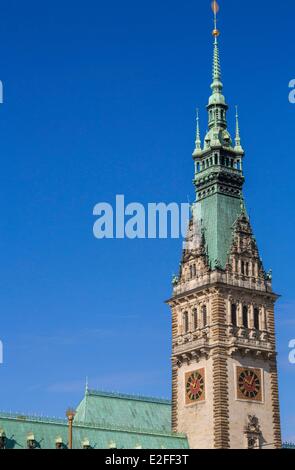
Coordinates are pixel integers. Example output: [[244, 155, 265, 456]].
[[0, 391, 189, 449], [75, 390, 173, 433], [194, 192, 242, 269]]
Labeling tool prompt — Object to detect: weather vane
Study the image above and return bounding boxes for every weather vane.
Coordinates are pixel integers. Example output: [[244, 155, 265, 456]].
[[211, 1, 220, 37]]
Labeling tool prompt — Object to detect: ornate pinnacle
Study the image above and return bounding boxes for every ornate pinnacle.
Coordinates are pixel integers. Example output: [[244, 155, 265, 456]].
[[235, 105, 244, 152], [193, 108, 202, 156]]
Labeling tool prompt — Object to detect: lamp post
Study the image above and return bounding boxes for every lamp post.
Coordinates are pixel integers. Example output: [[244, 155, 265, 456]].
[[66, 408, 76, 449]]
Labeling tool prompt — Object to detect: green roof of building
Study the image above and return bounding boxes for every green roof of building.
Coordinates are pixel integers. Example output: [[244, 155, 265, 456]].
[[0, 390, 189, 449], [75, 389, 173, 432]]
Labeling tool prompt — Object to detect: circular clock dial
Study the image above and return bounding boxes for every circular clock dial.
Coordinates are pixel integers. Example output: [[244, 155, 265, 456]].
[[186, 372, 204, 401], [238, 369, 261, 399]]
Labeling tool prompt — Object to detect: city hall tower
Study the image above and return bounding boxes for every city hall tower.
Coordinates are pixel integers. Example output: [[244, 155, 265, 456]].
[[167, 2, 281, 449]]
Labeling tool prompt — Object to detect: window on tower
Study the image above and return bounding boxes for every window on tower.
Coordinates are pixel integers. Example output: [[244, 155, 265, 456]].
[[254, 308, 260, 330], [246, 262, 249, 276], [183, 312, 189, 334], [243, 306, 248, 328], [231, 304, 237, 326], [193, 308, 198, 330]]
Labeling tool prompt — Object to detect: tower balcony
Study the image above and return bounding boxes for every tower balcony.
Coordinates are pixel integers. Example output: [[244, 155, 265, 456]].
[[172, 270, 272, 298]]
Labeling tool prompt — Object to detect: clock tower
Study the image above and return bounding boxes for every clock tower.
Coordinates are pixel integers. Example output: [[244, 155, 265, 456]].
[[167, 2, 282, 449]]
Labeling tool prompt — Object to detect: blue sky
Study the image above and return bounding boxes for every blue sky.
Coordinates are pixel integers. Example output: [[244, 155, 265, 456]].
[[0, 0, 294, 441]]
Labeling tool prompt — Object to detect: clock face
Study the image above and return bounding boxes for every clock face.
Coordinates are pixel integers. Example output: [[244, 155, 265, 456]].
[[185, 369, 205, 404], [236, 367, 262, 402]]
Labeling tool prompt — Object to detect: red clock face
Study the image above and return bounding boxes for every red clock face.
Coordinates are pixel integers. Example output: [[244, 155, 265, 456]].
[[238, 369, 261, 400], [185, 370, 205, 403]]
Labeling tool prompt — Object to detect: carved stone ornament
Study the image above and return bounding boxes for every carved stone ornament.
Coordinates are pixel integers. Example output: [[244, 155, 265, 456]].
[[245, 415, 261, 434]]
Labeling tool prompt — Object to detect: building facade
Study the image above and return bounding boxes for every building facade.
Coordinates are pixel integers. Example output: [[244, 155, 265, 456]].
[[167, 7, 282, 450]]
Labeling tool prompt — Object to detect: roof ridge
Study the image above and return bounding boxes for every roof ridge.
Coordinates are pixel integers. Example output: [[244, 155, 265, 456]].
[[0, 411, 66, 425], [87, 389, 171, 405]]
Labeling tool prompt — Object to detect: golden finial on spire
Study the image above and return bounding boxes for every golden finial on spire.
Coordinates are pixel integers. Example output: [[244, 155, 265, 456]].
[[211, 1, 220, 37]]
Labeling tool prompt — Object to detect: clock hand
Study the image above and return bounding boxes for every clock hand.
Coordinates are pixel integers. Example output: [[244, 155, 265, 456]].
[[249, 375, 255, 386]]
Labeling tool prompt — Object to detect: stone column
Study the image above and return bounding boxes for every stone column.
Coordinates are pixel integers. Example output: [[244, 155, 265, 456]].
[[237, 302, 243, 327]]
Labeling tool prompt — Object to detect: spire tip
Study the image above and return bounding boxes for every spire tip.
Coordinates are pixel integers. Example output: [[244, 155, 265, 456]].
[[211, 1, 220, 37]]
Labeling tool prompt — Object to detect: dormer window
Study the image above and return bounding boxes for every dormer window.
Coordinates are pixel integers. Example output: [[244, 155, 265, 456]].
[[82, 438, 91, 449], [27, 433, 37, 449], [55, 437, 64, 449]]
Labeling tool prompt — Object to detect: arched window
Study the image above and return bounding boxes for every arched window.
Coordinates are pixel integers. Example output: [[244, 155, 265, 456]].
[[197, 162, 200, 173], [193, 308, 198, 330], [241, 261, 245, 275], [237, 160, 241, 171], [254, 308, 260, 330], [202, 305, 208, 327], [231, 304, 237, 326], [243, 306, 248, 328], [246, 262, 249, 276], [183, 312, 189, 334], [189, 265, 193, 279]]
